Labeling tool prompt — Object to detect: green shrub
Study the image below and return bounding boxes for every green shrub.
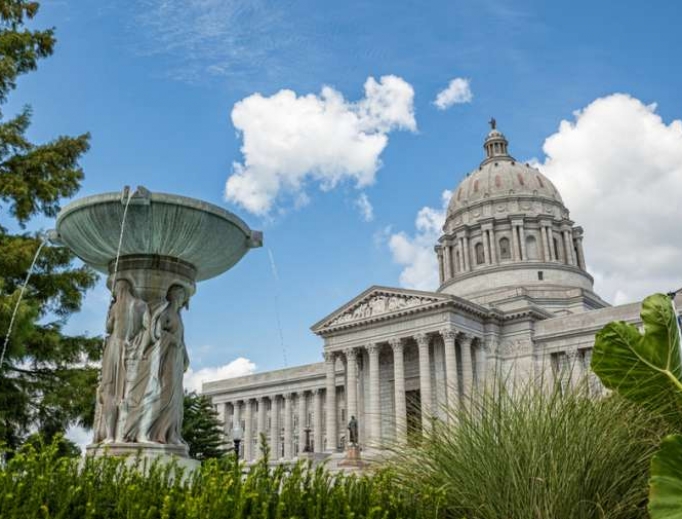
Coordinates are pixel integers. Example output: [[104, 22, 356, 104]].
[[387, 384, 670, 519], [0, 437, 439, 519]]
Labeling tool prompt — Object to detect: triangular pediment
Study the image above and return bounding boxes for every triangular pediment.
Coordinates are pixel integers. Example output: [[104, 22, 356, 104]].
[[311, 285, 449, 333]]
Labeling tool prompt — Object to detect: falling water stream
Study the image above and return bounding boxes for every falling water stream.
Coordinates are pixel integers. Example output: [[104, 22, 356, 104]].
[[110, 188, 134, 296], [267, 247, 288, 367], [0, 238, 48, 370]]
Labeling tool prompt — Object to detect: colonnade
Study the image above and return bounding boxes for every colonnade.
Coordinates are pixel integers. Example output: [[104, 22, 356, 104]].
[[325, 330, 482, 450], [437, 219, 587, 284], [222, 329, 483, 461]]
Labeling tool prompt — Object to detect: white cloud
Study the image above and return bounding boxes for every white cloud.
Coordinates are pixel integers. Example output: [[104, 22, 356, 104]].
[[184, 357, 257, 393], [225, 75, 417, 215], [355, 193, 374, 222], [388, 190, 452, 290], [434, 78, 473, 110], [536, 93, 682, 304]]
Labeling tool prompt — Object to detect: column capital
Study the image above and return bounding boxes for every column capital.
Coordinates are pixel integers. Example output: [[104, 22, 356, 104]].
[[311, 388, 321, 396], [414, 332, 430, 347], [283, 392, 293, 400], [367, 343, 380, 355], [459, 334, 474, 347], [323, 351, 336, 363], [269, 394, 278, 402], [440, 328, 457, 342], [257, 396, 266, 403], [388, 337, 404, 351], [345, 347, 358, 360]]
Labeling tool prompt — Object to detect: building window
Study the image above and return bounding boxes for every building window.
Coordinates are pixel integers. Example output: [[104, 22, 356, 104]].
[[475, 243, 485, 265], [499, 237, 511, 259], [517, 173, 525, 186], [495, 175, 501, 188], [551, 352, 570, 395], [553, 237, 562, 261], [538, 271, 544, 281]]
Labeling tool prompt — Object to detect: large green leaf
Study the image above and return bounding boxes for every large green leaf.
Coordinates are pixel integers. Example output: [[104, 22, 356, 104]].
[[650, 434, 682, 519], [591, 293, 682, 421]]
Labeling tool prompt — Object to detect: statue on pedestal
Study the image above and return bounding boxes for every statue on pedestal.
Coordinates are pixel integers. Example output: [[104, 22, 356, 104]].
[[348, 415, 358, 445]]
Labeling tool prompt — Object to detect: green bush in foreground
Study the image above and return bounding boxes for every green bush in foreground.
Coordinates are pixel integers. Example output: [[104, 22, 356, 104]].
[[0, 438, 440, 519], [388, 384, 670, 519]]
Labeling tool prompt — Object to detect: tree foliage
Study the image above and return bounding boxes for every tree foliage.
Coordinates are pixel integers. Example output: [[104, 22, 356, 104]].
[[0, 0, 97, 451], [182, 392, 225, 461]]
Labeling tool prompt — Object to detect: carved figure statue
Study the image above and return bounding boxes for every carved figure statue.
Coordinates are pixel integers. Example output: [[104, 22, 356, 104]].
[[122, 285, 190, 445], [348, 415, 358, 445], [93, 279, 148, 443]]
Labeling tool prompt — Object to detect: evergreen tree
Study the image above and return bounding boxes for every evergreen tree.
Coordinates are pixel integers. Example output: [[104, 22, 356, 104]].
[[0, 0, 97, 450], [182, 392, 225, 461]]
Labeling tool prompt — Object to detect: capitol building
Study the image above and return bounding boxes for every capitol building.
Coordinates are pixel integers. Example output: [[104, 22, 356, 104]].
[[203, 124, 645, 463]]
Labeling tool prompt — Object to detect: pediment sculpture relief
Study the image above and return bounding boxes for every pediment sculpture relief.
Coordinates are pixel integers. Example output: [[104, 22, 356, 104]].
[[326, 293, 440, 327]]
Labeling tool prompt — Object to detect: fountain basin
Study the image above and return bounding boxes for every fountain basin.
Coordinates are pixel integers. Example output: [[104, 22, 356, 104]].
[[54, 187, 262, 281]]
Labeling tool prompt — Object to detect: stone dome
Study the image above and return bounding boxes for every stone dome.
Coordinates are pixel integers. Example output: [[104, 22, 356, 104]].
[[435, 122, 601, 313], [446, 128, 562, 222]]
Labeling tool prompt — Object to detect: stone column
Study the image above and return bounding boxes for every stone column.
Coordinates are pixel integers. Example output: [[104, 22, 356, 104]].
[[367, 343, 381, 446], [443, 242, 452, 280], [415, 333, 432, 434], [283, 392, 293, 459], [441, 329, 459, 415], [244, 399, 253, 461], [511, 222, 521, 261], [389, 338, 407, 443], [575, 235, 586, 270], [324, 352, 337, 452], [297, 392, 307, 455], [463, 235, 471, 271], [460, 335, 474, 403], [312, 389, 322, 453], [345, 348, 358, 427], [436, 246, 445, 284], [474, 340, 487, 391], [269, 395, 280, 459], [562, 229, 575, 265], [540, 225, 551, 261], [257, 397, 267, 458], [489, 226, 498, 265]]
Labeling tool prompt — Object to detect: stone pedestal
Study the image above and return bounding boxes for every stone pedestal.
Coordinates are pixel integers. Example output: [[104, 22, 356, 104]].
[[338, 445, 366, 468], [86, 442, 200, 476]]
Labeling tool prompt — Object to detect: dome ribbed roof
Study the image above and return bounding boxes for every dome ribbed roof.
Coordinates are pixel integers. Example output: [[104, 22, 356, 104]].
[[447, 126, 562, 219]]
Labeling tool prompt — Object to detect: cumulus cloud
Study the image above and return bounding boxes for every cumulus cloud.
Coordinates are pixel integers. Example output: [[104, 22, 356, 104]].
[[388, 190, 452, 290], [434, 78, 473, 110], [536, 94, 682, 304], [355, 193, 374, 222], [225, 75, 416, 215], [184, 357, 257, 393]]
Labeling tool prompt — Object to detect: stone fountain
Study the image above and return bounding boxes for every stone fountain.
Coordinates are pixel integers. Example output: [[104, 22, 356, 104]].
[[50, 186, 262, 464]]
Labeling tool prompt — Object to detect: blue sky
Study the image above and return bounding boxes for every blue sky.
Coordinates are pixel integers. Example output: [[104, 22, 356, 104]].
[[10, 0, 682, 386]]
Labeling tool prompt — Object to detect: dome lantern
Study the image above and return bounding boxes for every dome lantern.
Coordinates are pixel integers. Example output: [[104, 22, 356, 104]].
[[482, 117, 511, 164]]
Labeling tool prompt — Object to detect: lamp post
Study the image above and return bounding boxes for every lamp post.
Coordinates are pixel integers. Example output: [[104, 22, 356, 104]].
[[232, 425, 243, 460]]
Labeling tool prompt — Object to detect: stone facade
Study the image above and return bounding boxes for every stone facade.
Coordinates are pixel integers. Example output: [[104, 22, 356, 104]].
[[202, 125, 667, 464]]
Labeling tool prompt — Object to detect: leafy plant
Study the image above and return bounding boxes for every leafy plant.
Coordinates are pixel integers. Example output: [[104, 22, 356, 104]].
[[592, 293, 682, 518]]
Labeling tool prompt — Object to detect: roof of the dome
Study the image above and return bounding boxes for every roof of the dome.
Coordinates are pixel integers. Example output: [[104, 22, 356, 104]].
[[447, 125, 562, 218]]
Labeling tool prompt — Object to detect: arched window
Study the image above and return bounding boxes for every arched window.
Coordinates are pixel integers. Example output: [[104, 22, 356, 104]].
[[499, 237, 511, 259], [525, 235, 538, 260], [517, 173, 525, 186], [475, 242, 485, 265]]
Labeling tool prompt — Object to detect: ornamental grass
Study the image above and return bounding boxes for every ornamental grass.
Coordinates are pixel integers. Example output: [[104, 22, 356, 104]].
[[387, 382, 670, 519]]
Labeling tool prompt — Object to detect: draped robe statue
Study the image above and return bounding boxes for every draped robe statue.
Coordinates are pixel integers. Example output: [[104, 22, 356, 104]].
[[93, 279, 148, 443], [122, 284, 190, 445]]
